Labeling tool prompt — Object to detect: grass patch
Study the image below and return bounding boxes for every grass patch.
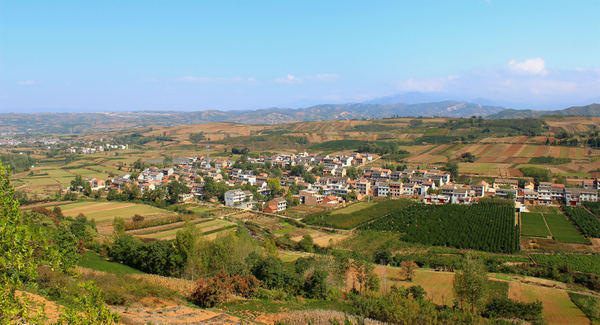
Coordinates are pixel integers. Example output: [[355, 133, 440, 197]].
[[529, 156, 572, 165], [521, 212, 551, 237], [568, 292, 600, 324], [218, 298, 353, 316], [304, 199, 413, 229], [336, 230, 421, 255], [330, 202, 376, 215], [544, 213, 588, 244], [77, 251, 144, 275], [531, 254, 600, 275]]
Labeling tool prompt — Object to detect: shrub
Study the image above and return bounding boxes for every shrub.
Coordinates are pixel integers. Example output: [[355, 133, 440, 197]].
[[483, 297, 543, 321], [189, 271, 261, 307]]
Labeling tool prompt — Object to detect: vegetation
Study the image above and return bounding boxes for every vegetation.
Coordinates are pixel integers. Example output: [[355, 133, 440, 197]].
[[0, 152, 36, 172], [531, 254, 600, 275], [359, 199, 520, 253], [303, 199, 413, 229], [529, 156, 572, 164], [568, 292, 600, 323], [0, 161, 119, 323], [544, 212, 588, 244], [564, 206, 600, 238], [77, 251, 144, 275], [482, 297, 543, 322], [188, 131, 206, 142], [519, 166, 552, 183], [583, 202, 600, 217], [521, 212, 551, 237]]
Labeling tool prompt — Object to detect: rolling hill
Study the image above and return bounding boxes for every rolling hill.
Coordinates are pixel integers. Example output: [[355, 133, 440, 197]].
[[489, 103, 600, 119], [0, 101, 504, 134]]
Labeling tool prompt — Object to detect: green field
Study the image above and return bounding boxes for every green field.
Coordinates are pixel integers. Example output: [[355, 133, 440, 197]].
[[531, 254, 600, 275], [304, 199, 413, 229], [139, 219, 236, 240], [568, 293, 600, 324], [77, 251, 144, 275], [330, 202, 375, 215], [583, 202, 600, 217], [521, 212, 551, 237], [57, 201, 176, 223], [544, 213, 588, 244], [527, 205, 561, 214]]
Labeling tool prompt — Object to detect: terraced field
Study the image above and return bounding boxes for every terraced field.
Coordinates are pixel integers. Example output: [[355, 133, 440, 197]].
[[58, 201, 175, 223], [508, 282, 589, 324], [137, 218, 236, 240], [54, 201, 178, 235]]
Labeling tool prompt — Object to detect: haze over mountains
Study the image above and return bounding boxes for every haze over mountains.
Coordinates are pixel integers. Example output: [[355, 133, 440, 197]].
[[1, 96, 599, 134]]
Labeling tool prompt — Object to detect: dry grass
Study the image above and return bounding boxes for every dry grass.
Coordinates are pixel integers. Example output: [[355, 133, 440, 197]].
[[273, 310, 384, 325], [508, 282, 589, 324]]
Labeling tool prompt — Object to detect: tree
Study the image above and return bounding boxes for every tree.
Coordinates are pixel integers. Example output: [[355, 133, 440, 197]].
[[133, 158, 145, 170], [166, 180, 190, 204], [113, 217, 126, 235], [453, 258, 488, 314], [346, 166, 362, 180], [1, 161, 118, 324], [132, 214, 144, 224], [298, 234, 314, 252], [400, 260, 418, 281], [70, 174, 91, 195], [351, 259, 379, 295], [267, 177, 281, 196], [290, 165, 305, 177], [303, 269, 328, 299], [303, 173, 316, 184], [189, 132, 206, 143], [264, 238, 278, 257], [374, 245, 392, 265], [445, 161, 459, 181], [57, 281, 120, 324]]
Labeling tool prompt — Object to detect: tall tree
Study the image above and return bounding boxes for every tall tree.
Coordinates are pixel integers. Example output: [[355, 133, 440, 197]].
[[453, 258, 488, 314]]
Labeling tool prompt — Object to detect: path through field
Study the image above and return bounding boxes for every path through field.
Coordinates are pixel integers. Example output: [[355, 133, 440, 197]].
[[508, 282, 588, 324]]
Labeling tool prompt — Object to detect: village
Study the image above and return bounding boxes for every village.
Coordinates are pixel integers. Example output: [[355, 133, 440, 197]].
[[79, 150, 600, 214]]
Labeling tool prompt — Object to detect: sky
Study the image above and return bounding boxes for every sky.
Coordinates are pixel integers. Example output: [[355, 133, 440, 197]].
[[0, 0, 599, 113]]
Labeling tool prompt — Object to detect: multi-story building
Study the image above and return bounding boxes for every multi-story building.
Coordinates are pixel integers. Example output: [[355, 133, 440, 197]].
[[263, 197, 287, 213], [355, 178, 371, 195], [389, 182, 403, 198], [565, 188, 599, 205], [224, 189, 254, 209]]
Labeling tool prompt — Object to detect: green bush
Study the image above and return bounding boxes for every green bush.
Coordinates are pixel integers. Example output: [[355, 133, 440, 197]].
[[483, 297, 543, 321]]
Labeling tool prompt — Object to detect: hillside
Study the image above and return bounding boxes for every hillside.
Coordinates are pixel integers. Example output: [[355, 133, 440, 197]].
[[0, 101, 504, 134], [489, 103, 600, 119], [4, 102, 600, 135]]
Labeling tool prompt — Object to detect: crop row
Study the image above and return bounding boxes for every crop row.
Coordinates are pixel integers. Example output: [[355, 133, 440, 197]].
[[359, 200, 519, 253], [563, 207, 600, 238]]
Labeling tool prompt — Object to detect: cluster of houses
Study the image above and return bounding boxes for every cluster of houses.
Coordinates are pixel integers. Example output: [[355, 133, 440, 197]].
[[66, 143, 128, 154], [80, 151, 599, 214], [247, 151, 372, 176]]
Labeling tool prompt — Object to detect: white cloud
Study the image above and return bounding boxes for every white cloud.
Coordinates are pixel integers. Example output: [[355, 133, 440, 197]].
[[507, 57, 548, 76], [16, 80, 40, 86], [275, 74, 302, 84]]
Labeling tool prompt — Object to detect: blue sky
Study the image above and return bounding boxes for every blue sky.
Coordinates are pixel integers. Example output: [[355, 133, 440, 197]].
[[1, 0, 599, 112]]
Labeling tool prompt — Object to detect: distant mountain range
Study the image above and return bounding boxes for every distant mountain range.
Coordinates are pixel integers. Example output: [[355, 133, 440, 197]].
[[0, 101, 599, 134], [488, 103, 600, 119]]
